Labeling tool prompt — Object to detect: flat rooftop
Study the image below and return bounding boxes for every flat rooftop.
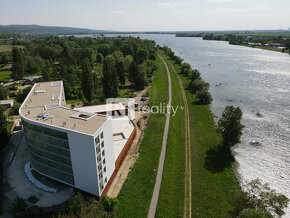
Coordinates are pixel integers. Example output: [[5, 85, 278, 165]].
[[20, 81, 107, 135], [79, 103, 125, 114], [112, 117, 135, 162]]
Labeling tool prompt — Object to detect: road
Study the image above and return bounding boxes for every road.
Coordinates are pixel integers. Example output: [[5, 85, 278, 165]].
[[148, 54, 172, 218]]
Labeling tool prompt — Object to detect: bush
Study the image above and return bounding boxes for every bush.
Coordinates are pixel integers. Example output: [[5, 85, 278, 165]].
[[101, 195, 118, 213], [196, 88, 212, 105]]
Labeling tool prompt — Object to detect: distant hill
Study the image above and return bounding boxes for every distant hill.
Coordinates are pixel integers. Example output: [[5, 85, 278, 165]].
[[0, 25, 112, 35]]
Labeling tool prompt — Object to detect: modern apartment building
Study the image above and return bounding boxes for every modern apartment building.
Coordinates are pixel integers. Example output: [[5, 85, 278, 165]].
[[19, 81, 136, 197]]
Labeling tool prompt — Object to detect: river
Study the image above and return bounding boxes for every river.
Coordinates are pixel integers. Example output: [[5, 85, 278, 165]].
[[83, 33, 290, 215]]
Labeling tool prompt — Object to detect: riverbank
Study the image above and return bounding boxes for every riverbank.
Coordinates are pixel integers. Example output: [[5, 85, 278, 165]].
[[160, 51, 242, 217]]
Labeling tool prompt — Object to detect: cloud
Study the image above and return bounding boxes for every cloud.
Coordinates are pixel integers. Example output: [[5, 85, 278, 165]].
[[207, 0, 232, 3], [207, 6, 271, 14], [158, 2, 177, 9]]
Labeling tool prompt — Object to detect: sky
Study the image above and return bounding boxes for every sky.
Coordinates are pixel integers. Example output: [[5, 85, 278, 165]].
[[0, 0, 289, 31]]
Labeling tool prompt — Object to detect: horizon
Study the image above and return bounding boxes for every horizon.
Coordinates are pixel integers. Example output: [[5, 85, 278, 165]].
[[1, 0, 290, 31]]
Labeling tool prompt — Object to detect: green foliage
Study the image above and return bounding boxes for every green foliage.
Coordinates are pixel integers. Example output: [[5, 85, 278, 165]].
[[102, 55, 118, 98], [11, 197, 27, 216], [59, 193, 111, 218], [231, 179, 289, 217], [0, 85, 9, 100], [17, 86, 32, 103], [101, 195, 118, 213], [218, 106, 244, 149], [238, 208, 273, 218], [11, 47, 25, 80], [0, 105, 9, 148], [9, 101, 21, 116], [81, 59, 95, 103]]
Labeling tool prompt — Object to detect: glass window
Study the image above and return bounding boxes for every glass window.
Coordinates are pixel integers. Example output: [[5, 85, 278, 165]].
[[98, 163, 102, 172], [103, 158, 106, 165], [101, 141, 104, 148], [102, 150, 105, 156], [99, 171, 103, 180], [97, 154, 101, 163], [104, 177, 107, 183], [95, 136, 100, 144], [103, 166, 106, 173], [96, 145, 100, 154], [100, 132, 103, 139]]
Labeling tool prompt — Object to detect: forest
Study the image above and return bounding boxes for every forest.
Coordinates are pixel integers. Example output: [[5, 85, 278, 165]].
[[0, 36, 158, 105]]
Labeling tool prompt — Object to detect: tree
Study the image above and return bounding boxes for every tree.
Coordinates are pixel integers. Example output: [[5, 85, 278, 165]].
[[81, 59, 95, 103], [0, 106, 9, 149], [231, 179, 289, 217], [237, 208, 273, 218], [218, 106, 244, 149], [11, 197, 27, 217], [11, 47, 25, 80], [101, 195, 118, 213], [135, 64, 147, 90], [196, 88, 212, 105], [102, 55, 118, 98], [129, 60, 138, 84], [63, 80, 73, 99], [17, 87, 32, 103], [0, 86, 9, 100], [181, 62, 191, 74], [113, 51, 126, 85]]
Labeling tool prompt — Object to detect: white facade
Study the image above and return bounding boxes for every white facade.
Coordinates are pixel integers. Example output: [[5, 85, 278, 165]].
[[19, 81, 116, 197]]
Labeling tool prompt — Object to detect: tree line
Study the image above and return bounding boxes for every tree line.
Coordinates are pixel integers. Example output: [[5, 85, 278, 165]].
[[2, 36, 158, 104]]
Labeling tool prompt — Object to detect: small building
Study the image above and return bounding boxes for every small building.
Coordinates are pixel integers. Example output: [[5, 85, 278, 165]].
[[23, 76, 42, 85], [0, 99, 14, 108]]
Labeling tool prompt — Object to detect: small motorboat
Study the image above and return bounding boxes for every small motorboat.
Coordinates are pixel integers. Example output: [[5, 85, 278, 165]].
[[250, 140, 260, 145]]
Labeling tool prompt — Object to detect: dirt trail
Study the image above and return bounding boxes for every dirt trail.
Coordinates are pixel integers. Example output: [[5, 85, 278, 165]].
[[168, 61, 192, 218]]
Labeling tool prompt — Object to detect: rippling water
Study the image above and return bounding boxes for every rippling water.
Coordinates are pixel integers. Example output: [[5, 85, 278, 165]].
[[88, 33, 290, 215], [133, 34, 290, 216]]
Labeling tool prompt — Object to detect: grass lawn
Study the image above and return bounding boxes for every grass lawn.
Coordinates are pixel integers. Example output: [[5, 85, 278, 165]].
[[0, 70, 12, 82], [155, 52, 186, 217], [118, 88, 135, 98], [113, 55, 168, 217], [0, 44, 24, 52], [168, 58, 241, 217]]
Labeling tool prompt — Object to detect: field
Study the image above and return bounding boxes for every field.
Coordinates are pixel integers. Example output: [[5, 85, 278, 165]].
[[0, 45, 24, 52], [0, 71, 12, 82], [113, 55, 168, 217], [241, 44, 285, 52]]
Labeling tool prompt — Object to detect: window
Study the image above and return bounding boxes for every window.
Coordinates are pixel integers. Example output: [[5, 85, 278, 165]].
[[99, 180, 104, 192], [103, 166, 106, 173], [95, 136, 100, 144], [99, 171, 103, 180], [96, 145, 100, 154], [97, 154, 101, 163], [101, 141, 104, 148], [98, 163, 102, 172], [102, 150, 105, 156], [104, 177, 107, 183], [103, 158, 106, 165], [100, 132, 103, 139]]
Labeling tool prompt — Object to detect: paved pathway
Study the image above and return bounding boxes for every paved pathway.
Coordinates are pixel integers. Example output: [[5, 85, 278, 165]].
[[148, 54, 172, 218]]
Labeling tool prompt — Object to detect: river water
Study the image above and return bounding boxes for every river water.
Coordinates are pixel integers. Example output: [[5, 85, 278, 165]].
[[86, 33, 290, 215]]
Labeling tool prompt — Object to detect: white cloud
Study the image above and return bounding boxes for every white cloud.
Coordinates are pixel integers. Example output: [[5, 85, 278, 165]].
[[207, 6, 271, 14], [158, 2, 177, 9], [207, 0, 232, 3]]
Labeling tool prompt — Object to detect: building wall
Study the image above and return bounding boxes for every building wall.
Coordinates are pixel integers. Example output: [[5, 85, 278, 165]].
[[22, 118, 75, 185], [93, 119, 115, 195]]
